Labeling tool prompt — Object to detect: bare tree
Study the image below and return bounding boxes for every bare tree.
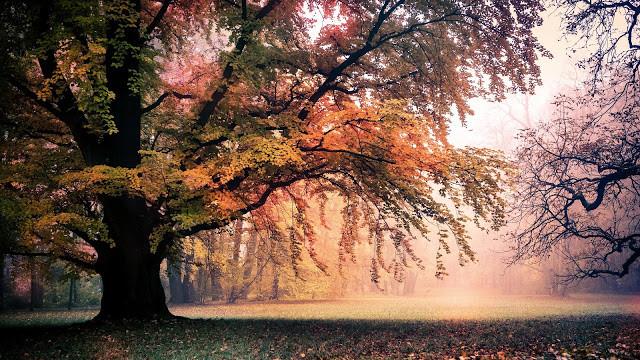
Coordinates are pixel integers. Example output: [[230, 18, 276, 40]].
[[556, 0, 640, 88], [510, 85, 640, 279]]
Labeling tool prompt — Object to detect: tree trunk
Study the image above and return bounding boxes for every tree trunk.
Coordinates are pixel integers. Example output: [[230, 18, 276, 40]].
[[210, 265, 224, 301], [403, 271, 418, 296], [97, 252, 169, 320], [182, 266, 195, 303], [67, 277, 75, 310], [0, 253, 4, 311], [182, 245, 195, 303], [29, 258, 44, 310], [167, 258, 184, 304], [227, 219, 243, 304], [207, 232, 224, 301], [270, 266, 280, 300], [95, 197, 171, 320], [68, 276, 79, 309], [196, 266, 207, 304], [239, 229, 258, 300], [89, 0, 167, 320]]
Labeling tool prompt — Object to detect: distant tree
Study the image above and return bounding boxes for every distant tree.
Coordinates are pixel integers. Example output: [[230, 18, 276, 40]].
[[510, 0, 640, 280], [67, 276, 78, 310], [227, 219, 243, 303], [510, 87, 640, 279], [239, 228, 258, 300], [0, 0, 545, 319], [28, 257, 45, 310], [167, 257, 184, 303]]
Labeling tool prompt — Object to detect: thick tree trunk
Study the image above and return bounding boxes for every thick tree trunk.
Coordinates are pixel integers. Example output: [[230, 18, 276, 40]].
[[89, 0, 165, 321], [95, 197, 171, 320], [97, 250, 169, 320]]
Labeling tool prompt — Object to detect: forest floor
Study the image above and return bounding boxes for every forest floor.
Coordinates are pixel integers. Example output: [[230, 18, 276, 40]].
[[0, 294, 639, 359]]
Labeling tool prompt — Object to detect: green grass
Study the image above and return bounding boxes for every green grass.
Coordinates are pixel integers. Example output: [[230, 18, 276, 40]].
[[1, 294, 639, 359]]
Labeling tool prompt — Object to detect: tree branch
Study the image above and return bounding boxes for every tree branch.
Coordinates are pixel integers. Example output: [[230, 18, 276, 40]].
[[196, 0, 281, 127], [144, 0, 173, 38], [299, 146, 396, 164], [179, 165, 331, 236], [6, 76, 65, 119], [5, 250, 97, 271], [142, 91, 193, 114]]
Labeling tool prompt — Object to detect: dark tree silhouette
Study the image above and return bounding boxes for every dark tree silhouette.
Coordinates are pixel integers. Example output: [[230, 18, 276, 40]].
[[511, 86, 640, 279]]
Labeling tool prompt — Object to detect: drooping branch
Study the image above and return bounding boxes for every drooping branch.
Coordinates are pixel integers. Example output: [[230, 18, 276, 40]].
[[569, 165, 640, 211], [580, 243, 640, 278], [179, 165, 332, 237]]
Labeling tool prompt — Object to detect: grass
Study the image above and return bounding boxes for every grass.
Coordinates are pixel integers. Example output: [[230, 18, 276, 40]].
[[1, 294, 639, 359]]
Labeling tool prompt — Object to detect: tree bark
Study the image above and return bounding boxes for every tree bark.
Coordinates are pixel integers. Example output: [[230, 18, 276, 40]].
[[0, 253, 4, 311], [167, 257, 184, 304], [67, 277, 76, 310], [95, 197, 170, 320], [98, 259, 169, 320], [239, 228, 258, 300], [29, 258, 43, 310]]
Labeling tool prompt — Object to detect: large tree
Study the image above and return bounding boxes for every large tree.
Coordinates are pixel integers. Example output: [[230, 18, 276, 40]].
[[0, 0, 544, 319]]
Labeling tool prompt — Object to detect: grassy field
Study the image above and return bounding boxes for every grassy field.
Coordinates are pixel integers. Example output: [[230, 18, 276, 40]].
[[1, 294, 639, 359]]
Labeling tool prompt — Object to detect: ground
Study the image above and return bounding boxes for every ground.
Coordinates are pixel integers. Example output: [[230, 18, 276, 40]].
[[0, 294, 639, 359]]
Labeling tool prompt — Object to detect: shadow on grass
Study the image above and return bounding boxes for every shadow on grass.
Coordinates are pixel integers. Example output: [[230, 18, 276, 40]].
[[1, 314, 639, 359]]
